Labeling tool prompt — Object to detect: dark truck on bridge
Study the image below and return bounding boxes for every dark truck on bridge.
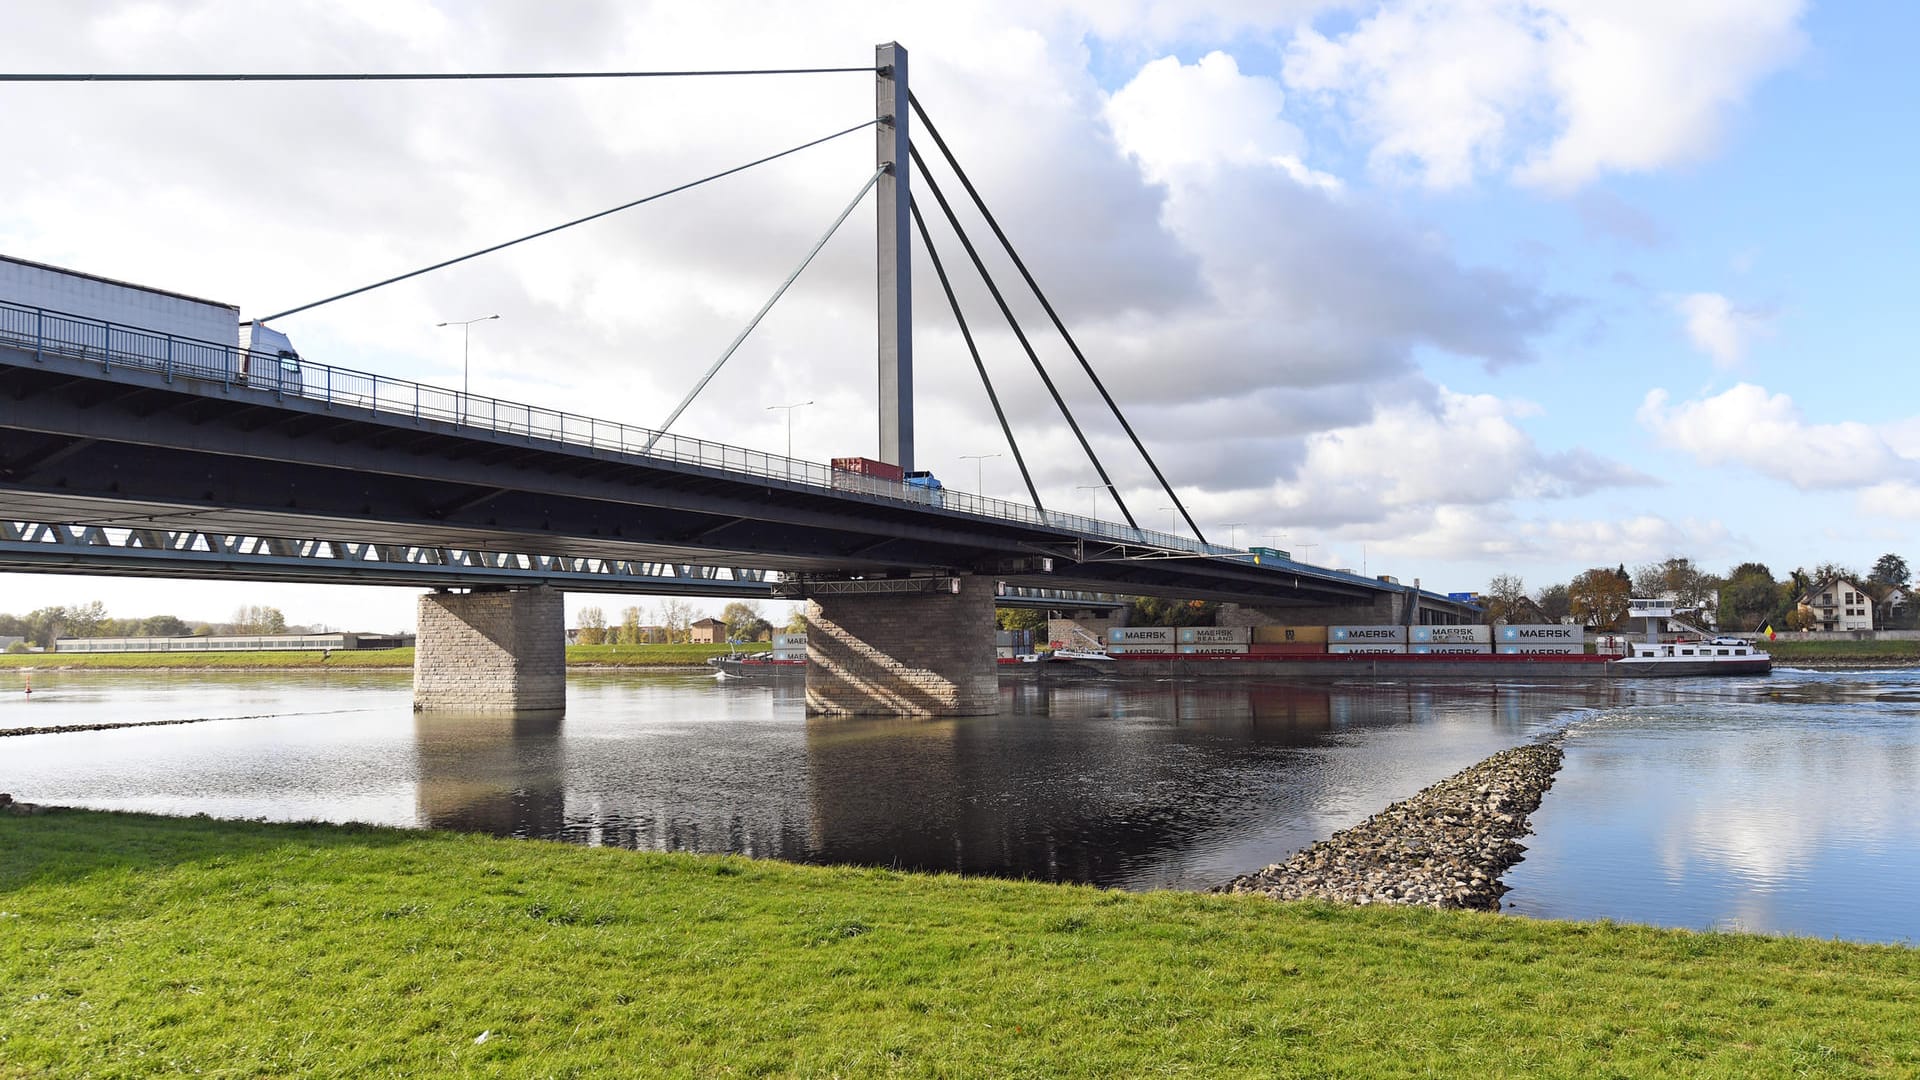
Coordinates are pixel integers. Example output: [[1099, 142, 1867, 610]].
[[0, 253, 301, 387]]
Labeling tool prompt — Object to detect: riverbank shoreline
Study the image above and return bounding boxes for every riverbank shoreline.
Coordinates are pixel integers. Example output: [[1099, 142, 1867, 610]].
[[5, 639, 1915, 674], [0, 644, 748, 673], [3, 807, 1914, 1075]]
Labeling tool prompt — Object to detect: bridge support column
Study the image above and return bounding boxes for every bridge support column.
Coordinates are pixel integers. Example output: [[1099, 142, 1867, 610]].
[[414, 586, 565, 713], [805, 576, 998, 716]]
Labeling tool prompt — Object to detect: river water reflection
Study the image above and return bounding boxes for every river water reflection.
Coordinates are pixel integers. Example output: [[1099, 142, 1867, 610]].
[[4, 667, 1916, 942]]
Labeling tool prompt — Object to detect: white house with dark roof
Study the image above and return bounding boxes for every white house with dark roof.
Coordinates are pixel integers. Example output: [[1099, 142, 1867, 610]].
[[1798, 577, 1874, 632]]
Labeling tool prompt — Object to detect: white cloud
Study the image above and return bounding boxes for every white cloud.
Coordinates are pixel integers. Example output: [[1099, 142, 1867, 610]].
[[1638, 384, 1919, 490], [1104, 51, 1331, 188], [1672, 292, 1772, 368], [1858, 482, 1920, 521], [1283, 505, 1735, 587], [1283, 0, 1806, 190], [1268, 387, 1649, 528]]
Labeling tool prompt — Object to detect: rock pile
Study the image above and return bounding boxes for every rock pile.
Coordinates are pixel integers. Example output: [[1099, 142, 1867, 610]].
[[1, 793, 47, 816], [1220, 740, 1564, 911]]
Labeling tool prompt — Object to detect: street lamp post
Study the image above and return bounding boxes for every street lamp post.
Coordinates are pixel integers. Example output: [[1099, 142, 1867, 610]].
[[435, 314, 499, 423], [960, 452, 1001, 493], [1221, 522, 1246, 549], [1075, 484, 1111, 519], [765, 401, 814, 459], [1159, 506, 1179, 536]]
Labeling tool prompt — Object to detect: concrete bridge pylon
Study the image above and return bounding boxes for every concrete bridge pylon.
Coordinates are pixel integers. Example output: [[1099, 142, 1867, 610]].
[[414, 586, 566, 713], [804, 575, 999, 716]]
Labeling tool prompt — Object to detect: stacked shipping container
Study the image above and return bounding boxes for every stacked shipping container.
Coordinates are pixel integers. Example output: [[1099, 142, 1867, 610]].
[[1497, 624, 1585, 655], [1072, 621, 1586, 659]]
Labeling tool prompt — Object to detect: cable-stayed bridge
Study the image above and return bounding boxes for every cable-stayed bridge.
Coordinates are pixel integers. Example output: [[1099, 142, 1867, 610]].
[[0, 43, 1472, 715]]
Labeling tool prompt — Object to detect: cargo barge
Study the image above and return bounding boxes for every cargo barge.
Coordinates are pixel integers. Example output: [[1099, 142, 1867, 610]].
[[1023, 651, 1750, 679], [1034, 614, 1769, 678], [717, 651, 1765, 682]]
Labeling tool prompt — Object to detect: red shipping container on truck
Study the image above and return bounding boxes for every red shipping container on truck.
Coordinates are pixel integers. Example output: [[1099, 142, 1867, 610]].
[[830, 457, 905, 481]]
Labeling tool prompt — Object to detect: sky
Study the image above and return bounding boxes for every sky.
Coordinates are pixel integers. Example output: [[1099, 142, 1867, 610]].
[[2, 0, 1914, 632]]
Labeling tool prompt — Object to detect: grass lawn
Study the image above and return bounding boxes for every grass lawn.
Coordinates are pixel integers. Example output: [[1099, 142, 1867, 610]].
[[1765, 639, 1920, 664], [0, 648, 415, 670], [0, 642, 764, 671], [2, 810, 1915, 1077], [565, 641, 768, 666]]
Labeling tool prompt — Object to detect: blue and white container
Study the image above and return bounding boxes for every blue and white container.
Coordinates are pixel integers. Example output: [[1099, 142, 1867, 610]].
[[1330, 625, 1407, 643], [1108, 626, 1177, 647], [1411, 625, 1490, 644], [1178, 626, 1250, 645]]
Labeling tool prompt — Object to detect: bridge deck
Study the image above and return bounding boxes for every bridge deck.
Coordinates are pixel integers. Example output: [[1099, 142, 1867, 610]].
[[0, 312, 1473, 615]]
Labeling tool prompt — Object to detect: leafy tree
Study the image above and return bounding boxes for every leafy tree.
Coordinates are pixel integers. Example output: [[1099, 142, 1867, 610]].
[[1719, 563, 1784, 632], [720, 600, 772, 642], [1630, 562, 1668, 598], [1870, 553, 1911, 588], [230, 605, 286, 635], [576, 606, 607, 645], [995, 607, 1048, 633], [1634, 557, 1721, 614], [1808, 562, 1858, 589], [21, 605, 75, 647], [657, 598, 697, 643], [62, 600, 109, 638], [785, 607, 808, 635], [1482, 574, 1528, 624], [1535, 583, 1571, 623], [138, 615, 192, 637], [1126, 596, 1217, 627], [1569, 568, 1631, 629], [618, 606, 644, 645]]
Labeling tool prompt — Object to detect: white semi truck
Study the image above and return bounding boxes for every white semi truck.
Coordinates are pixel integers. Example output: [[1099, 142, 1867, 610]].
[[0, 253, 301, 384]]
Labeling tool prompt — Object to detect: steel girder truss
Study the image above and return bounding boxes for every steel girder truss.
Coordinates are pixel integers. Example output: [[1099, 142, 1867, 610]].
[[0, 520, 1141, 608], [0, 520, 775, 597]]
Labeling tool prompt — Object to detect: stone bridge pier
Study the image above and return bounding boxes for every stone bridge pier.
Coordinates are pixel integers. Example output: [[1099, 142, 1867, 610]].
[[414, 586, 566, 713], [804, 575, 999, 716]]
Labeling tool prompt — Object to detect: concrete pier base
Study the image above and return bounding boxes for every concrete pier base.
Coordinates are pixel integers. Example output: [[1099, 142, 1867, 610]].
[[805, 576, 999, 716], [414, 586, 565, 713]]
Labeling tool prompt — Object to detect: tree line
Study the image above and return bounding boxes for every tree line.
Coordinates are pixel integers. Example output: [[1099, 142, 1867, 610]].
[[0, 603, 297, 651], [1480, 553, 1914, 632], [573, 600, 800, 645]]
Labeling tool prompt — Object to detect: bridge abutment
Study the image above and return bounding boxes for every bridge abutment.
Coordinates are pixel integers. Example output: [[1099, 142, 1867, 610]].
[[805, 576, 999, 716], [414, 586, 565, 713]]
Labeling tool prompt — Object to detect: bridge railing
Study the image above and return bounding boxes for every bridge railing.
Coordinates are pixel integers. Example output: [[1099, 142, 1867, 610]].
[[1, 299, 1246, 560]]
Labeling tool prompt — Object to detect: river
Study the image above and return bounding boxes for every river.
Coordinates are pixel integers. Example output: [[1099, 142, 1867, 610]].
[[3, 666, 1915, 944]]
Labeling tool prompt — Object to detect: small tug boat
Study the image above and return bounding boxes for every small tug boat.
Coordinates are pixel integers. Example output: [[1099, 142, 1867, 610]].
[[1609, 599, 1771, 677]]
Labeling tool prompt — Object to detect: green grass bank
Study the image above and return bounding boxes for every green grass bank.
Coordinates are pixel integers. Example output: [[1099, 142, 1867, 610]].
[[2, 810, 1914, 1077], [0, 642, 765, 671], [1763, 638, 1920, 664]]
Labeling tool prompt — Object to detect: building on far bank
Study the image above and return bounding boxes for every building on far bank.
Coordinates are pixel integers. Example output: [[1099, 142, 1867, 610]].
[[1873, 585, 1911, 629], [689, 618, 726, 644], [53, 632, 414, 653], [1798, 577, 1874, 632]]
